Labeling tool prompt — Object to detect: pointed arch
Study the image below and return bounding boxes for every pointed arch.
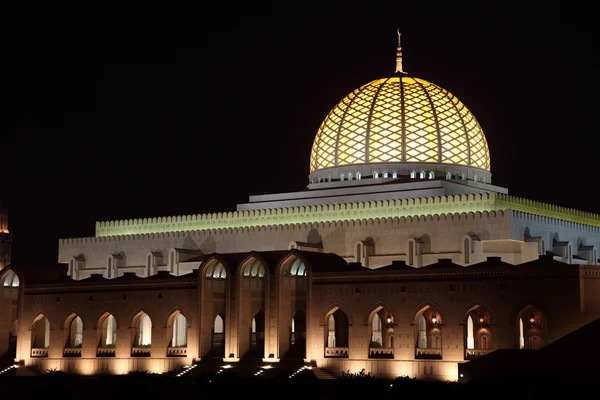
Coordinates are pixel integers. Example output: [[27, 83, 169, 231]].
[[62, 309, 86, 328], [30, 310, 52, 329], [128, 307, 154, 327], [362, 301, 399, 326], [237, 253, 269, 279], [510, 301, 548, 325], [319, 301, 354, 326], [275, 249, 312, 277], [200, 254, 231, 280], [460, 301, 498, 325], [408, 301, 446, 325], [163, 305, 191, 328], [95, 309, 119, 328]]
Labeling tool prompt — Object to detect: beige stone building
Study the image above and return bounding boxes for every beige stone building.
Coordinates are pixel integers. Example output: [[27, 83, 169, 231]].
[[1, 36, 599, 380]]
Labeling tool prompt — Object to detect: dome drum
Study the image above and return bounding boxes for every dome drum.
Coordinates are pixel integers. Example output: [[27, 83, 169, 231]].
[[308, 162, 492, 186]]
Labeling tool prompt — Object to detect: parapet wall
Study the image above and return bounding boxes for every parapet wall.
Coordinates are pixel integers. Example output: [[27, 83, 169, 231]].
[[91, 193, 600, 238]]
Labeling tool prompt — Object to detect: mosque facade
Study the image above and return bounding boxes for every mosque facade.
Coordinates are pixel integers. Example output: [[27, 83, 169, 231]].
[[1, 35, 599, 380]]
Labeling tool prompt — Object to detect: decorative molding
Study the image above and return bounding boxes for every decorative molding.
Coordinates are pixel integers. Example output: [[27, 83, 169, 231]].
[[79, 192, 599, 239]]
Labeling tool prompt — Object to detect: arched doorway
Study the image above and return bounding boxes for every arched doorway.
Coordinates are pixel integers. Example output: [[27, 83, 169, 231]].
[[200, 258, 228, 358], [212, 314, 225, 357], [289, 311, 306, 358], [238, 256, 267, 358], [277, 254, 309, 359], [250, 311, 265, 357]]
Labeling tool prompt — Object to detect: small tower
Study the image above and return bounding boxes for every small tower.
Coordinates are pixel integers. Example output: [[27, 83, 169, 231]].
[[0, 201, 12, 270]]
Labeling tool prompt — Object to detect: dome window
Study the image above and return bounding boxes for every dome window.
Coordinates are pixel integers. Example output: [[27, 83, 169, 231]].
[[373, 171, 379, 179], [356, 172, 361, 180], [383, 171, 388, 178], [328, 176, 332, 182], [410, 171, 416, 179], [428, 171, 435, 179], [446, 172, 452, 180], [348, 173, 353, 181], [317, 177, 321, 183], [461, 173, 466, 180], [340, 173, 345, 181], [392, 171, 397, 178], [419, 171, 426, 179], [474, 174, 478, 182], [482, 176, 487, 184]]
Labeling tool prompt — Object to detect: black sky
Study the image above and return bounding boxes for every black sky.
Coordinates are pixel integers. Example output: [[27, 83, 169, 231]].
[[4, 3, 599, 266]]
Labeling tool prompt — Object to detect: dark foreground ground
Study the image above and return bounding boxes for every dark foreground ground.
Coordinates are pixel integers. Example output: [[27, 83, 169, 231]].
[[0, 371, 593, 400]]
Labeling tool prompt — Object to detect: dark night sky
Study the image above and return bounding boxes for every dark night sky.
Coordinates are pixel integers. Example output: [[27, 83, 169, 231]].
[[4, 3, 599, 266]]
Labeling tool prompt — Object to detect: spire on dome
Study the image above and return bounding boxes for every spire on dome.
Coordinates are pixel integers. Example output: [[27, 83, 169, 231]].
[[395, 29, 405, 74]]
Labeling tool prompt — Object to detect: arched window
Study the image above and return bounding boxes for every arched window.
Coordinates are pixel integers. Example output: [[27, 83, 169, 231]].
[[461, 173, 466, 180], [356, 172, 361, 180], [446, 172, 452, 180], [327, 315, 336, 347], [372, 314, 382, 346], [392, 171, 397, 178], [172, 314, 187, 347], [410, 171, 416, 179], [138, 314, 152, 346], [348, 173, 353, 181], [243, 259, 266, 278], [339, 173, 345, 181], [317, 177, 321, 183], [373, 171, 379, 179], [519, 318, 524, 349], [214, 315, 224, 334], [418, 315, 427, 348], [105, 315, 117, 346], [482, 176, 487, 184], [382, 171, 388, 178], [419, 171, 426, 179], [464, 238, 470, 264], [467, 316, 474, 350], [474, 174, 478, 182], [205, 262, 227, 279], [2, 270, 19, 287], [428, 171, 435, 179], [288, 258, 306, 276], [327, 175, 332, 182], [66, 315, 83, 348]]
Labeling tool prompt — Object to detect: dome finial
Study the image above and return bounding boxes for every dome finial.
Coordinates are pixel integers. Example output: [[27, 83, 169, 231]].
[[395, 29, 405, 74]]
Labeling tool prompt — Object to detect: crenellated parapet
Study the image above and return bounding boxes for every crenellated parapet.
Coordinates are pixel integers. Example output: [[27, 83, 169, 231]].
[[91, 193, 501, 238], [61, 209, 510, 246], [496, 193, 600, 228], [89, 193, 600, 238]]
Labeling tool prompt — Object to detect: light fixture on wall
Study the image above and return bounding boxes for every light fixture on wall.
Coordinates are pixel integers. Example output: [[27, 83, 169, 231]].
[[431, 312, 438, 325], [529, 312, 536, 326], [386, 314, 393, 326], [479, 311, 485, 325]]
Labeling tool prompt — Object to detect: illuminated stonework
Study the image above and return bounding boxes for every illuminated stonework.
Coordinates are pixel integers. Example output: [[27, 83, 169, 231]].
[[310, 76, 490, 173]]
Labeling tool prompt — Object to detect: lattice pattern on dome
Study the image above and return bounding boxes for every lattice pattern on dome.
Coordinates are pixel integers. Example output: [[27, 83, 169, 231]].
[[309, 76, 491, 173], [423, 83, 469, 165], [368, 77, 403, 163], [337, 80, 382, 166], [403, 78, 438, 163]]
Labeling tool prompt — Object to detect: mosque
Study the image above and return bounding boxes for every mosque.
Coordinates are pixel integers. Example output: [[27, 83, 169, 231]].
[[1, 33, 599, 381]]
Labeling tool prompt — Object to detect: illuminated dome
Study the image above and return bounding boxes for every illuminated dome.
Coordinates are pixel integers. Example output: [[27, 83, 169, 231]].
[[309, 75, 491, 184]]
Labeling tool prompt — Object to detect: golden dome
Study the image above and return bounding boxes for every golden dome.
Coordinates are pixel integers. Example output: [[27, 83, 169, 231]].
[[309, 76, 490, 173]]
